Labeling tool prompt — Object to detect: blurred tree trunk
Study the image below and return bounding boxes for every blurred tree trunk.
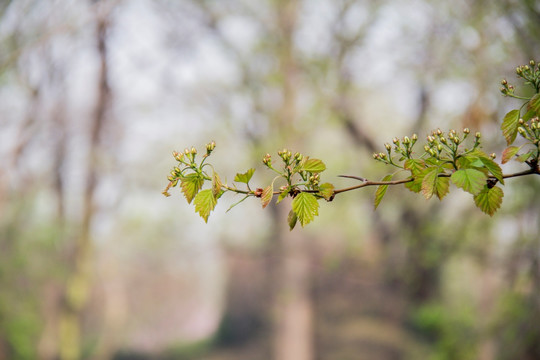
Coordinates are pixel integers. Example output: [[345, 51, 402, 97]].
[[58, 9, 110, 360], [269, 1, 314, 360]]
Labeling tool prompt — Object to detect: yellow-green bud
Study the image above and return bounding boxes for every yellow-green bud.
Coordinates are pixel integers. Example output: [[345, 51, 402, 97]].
[[392, 137, 399, 145], [412, 133, 418, 141], [490, 153, 496, 159], [403, 136, 410, 144], [453, 137, 460, 144], [475, 132, 481, 138], [191, 147, 197, 155], [424, 145, 430, 152], [463, 128, 470, 134], [385, 143, 392, 151], [440, 137, 447, 144], [518, 127, 526, 135], [530, 60, 535, 67], [436, 129, 442, 135]]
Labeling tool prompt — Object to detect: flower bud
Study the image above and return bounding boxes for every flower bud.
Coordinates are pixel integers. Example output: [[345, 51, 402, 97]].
[[490, 153, 496, 159], [373, 153, 379, 159], [463, 128, 470, 134], [427, 135, 435, 143], [403, 136, 410, 144], [436, 128, 442, 135], [191, 147, 197, 154], [475, 132, 481, 139], [385, 143, 392, 151], [518, 127, 526, 135], [412, 133, 418, 141], [184, 148, 190, 155], [501, 79, 508, 86], [437, 144, 443, 151], [530, 60, 535, 67], [453, 137, 460, 144], [440, 137, 447, 144], [518, 118, 524, 124], [392, 137, 400, 145], [424, 145, 430, 152]]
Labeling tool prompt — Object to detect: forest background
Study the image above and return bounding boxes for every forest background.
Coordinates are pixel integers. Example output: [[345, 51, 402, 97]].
[[0, 0, 539, 359]]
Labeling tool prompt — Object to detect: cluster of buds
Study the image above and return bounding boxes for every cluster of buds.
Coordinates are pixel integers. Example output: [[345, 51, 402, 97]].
[[518, 117, 540, 143], [262, 153, 272, 166], [172, 150, 184, 163], [309, 173, 320, 186], [500, 78, 515, 96], [205, 141, 216, 155], [423, 128, 478, 158], [278, 148, 292, 162]]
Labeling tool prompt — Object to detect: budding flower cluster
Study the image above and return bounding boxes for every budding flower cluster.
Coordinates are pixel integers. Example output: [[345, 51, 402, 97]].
[[263, 153, 272, 166], [278, 148, 292, 162], [206, 141, 216, 154]]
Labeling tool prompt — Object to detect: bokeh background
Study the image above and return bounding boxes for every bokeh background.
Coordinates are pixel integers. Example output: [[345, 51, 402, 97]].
[[1, 0, 539, 359]]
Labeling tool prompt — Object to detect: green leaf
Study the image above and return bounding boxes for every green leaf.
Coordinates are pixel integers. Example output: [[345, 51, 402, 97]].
[[234, 168, 255, 184], [523, 108, 536, 122], [277, 188, 290, 204], [374, 174, 393, 209], [516, 150, 534, 162], [478, 157, 504, 185], [421, 168, 450, 200], [502, 146, 520, 164], [528, 93, 540, 116], [500, 109, 520, 145], [291, 192, 319, 227], [180, 173, 204, 204], [404, 159, 425, 173], [450, 169, 488, 195], [301, 158, 326, 173], [474, 185, 503, 216], [318, 183, 335, 201], [261, 185, 273, 209], [212, 171, 222, 196], [287, 210, 298, 231], [193, 189, 217, 223]]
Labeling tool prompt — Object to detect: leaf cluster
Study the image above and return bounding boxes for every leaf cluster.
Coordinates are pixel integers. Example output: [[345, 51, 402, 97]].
[[164, 61, 540, 227]]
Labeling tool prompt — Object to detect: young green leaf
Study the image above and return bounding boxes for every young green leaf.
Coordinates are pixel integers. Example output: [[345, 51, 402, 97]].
[[318, 183, 335, 201], [277, 188, 290, 204], [261, 185, 273, 209], [474, 185, 503, 216], [501, 146, 521, 164], [301, 158, 326, 173], [422, 168, 450, 200], [193, 189, 217, 223], [478, 157, 504, 185], [180, 173, 204, 204], [404, 159, 425, 173], [374, 174, 393, 209], [291, 192, 319, 227], [450, 169, 488, 195], [528, 93, 540, 116], [288, 210, 298, 231], [500, 109, 520, 145], [234, 168, 255, 184], [212, 171, 222, 196], [516, 150, 534, 162]]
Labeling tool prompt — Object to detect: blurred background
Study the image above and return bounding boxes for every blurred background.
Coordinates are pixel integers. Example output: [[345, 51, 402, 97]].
[[1, 0, 539, 359]]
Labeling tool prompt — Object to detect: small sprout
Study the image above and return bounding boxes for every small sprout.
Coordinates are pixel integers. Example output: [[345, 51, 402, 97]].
[[253, 188, 264, 197]]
